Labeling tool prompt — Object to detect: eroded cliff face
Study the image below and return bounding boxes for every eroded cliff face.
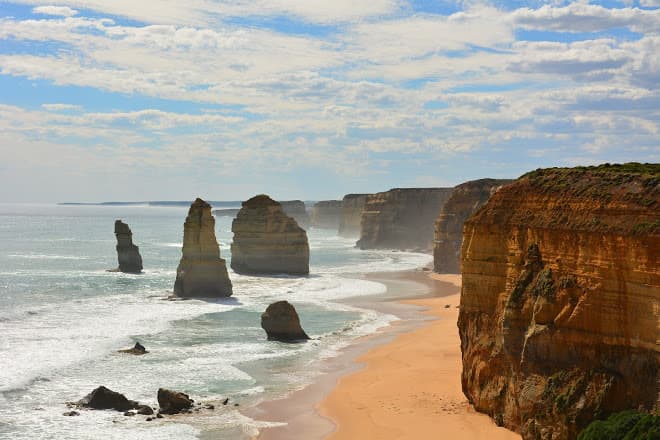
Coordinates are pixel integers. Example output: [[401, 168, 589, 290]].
[[433, 179, 512, 274], [356, 188, 453, 250], [458, 164, 659, 440], [311, 200, 342, 230], [338, 194, 369, 237], [173, 198, 233, 297], [231, 195, 309, 275]]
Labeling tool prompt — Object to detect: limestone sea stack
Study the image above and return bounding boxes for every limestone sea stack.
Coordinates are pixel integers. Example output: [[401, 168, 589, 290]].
[[261, 301, 310, 342], [338, 194, 369, 237], [231, 195, 309, 275], [433, 179, 512, 273], [310, 200, 342, 230], [114, 220, 143, 273], [356, 188, 453, 250], [458, 164, 659, 440], [173, 198, 233, 298], [279, 200, 310, 229]]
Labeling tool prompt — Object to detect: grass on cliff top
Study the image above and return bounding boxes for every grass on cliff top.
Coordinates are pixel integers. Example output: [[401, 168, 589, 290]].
[[519, 162, 659, 209], [578, 410, 660, 440], [522, 162, 660, 180]]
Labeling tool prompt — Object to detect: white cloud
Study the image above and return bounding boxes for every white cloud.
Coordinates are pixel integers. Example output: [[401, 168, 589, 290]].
[[32, 6, 78, 17], [511, 3, 660, 34], [41, 103, 82, 111]]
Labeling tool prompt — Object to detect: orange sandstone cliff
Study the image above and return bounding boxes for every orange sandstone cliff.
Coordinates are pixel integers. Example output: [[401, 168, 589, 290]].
[[357, 188, 453, 250], [433, 178, 512, 274], [338, 194, 369, 237], [458, 164, 659, 440]]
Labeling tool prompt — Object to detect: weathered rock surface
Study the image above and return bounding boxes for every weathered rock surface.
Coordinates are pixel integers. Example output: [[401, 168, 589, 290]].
[[433, 179, 512, 274], [157, 388, 193, 414], [261, 300, 310, 342], [458, 164, 660, 440], [231, 195, 309, 275], [77, 386, 138, 412], [118, 341, 148, 355], [356, 188, 453, 250], [310, 200, 342, 230], [114, 220, 143, 273], [280, 200, 310, 229], [338, 194, 369, 237], [173, 198, 233, 298]]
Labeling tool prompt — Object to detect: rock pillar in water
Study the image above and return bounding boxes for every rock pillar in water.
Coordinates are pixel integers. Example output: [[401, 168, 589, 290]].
[[261, 301, 310, 342], [114, 220, 143, 273], [173, 198, 233, 298], [231, 195, 309, 275]]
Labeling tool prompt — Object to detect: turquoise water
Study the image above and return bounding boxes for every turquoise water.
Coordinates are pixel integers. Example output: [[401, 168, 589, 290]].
[[0, 203, 431, 439]]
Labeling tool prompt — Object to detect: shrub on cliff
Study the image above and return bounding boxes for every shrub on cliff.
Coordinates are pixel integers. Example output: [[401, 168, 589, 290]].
[[577, 410, 660, 440]]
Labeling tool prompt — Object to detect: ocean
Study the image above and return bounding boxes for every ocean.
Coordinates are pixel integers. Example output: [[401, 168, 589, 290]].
[[0, 203, 431, 439]]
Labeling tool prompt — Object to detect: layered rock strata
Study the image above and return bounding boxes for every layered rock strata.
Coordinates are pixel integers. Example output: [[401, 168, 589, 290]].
[[458, 164, 660, 440], [338, 194, 369, 237], [261, 301, 310, 342], [311, 200, 342, 230], [280, 200, 310, 229], [114, 220, 143, 273], [231, 195, 309, 275], [173, 198, 233, 298], [356, 188, 453, 250], [433, 179, 512, 274]]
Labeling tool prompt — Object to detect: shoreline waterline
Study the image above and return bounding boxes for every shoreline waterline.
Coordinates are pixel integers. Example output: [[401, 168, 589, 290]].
[[237, 268, 456, 440]]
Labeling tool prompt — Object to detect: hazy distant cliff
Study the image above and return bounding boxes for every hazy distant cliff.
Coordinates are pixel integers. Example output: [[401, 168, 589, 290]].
[[357, 188, 453, 250], [433, 179, 512, 273], [458, 164, 659, 440], [338, 194, 369, 237], [311, 200, 342, 230]]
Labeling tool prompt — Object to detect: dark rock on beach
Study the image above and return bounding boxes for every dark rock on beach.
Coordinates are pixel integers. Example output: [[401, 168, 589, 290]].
[[261, 301, 310, 342], [77, 386, 138, 412], [136, 405, 154, 415], [157, 388, 194, 414]]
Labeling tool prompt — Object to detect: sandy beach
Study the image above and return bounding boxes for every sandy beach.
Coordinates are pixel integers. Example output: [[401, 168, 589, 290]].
[[250, 270, 521, 440]]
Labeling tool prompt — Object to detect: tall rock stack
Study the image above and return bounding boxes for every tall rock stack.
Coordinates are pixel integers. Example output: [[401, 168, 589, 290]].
[[338, 194, 368, 237], [433, 179, 512, 274], [356, 188, 453, 250], [458, 164, 660, 440], [231, 195, 310, 275], [114, 220, 143, 273], [173, 198, 233, 298], [310, 200, 342, 230]]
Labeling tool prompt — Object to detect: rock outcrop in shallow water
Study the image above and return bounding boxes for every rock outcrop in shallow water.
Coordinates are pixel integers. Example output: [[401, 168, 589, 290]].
[[311, 200, 342, 230], [356, 188, 453, 250], [433, 179, 512, 274], [458, 164, 660, 440], [231, 195, 309, 275], [338, 194, 369, 237], [173, 198, 233, 298], [261, 301, 310, 342], [113, 220, 143, 273]]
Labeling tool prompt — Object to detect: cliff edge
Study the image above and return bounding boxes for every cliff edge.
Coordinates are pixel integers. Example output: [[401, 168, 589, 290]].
[[458, 163, 659, 439], [433, 179, 512, 274]]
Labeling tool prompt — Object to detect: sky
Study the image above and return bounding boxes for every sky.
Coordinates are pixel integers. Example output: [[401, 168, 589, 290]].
[[0, 0, 658, 202]]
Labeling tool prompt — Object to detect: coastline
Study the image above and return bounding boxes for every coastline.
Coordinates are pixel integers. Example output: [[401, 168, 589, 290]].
[[243, 268, 519, 440], [242, 268, 443, 440]]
